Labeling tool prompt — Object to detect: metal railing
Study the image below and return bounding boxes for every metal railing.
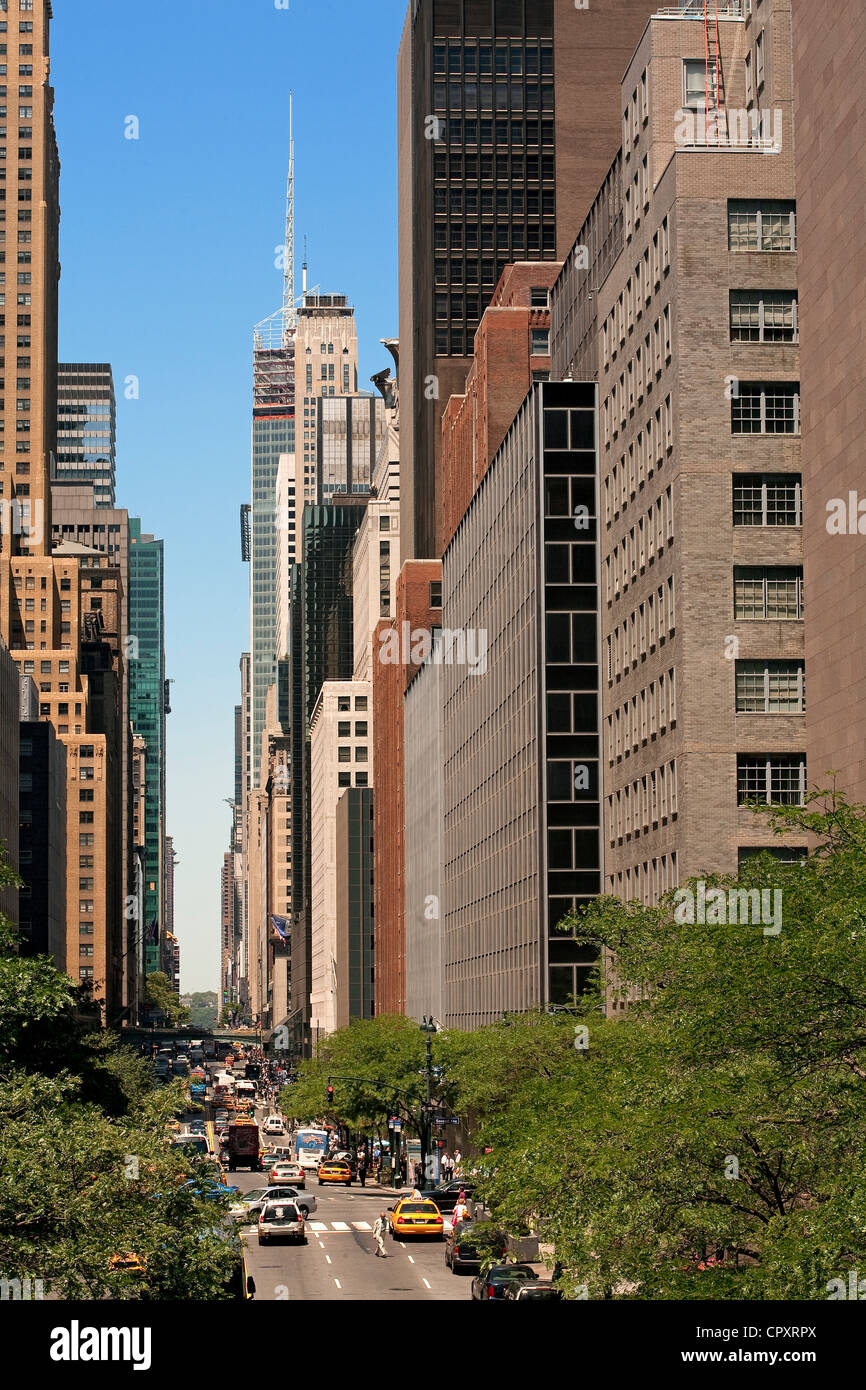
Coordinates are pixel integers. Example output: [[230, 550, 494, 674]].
[[654, 2, 744, 18]]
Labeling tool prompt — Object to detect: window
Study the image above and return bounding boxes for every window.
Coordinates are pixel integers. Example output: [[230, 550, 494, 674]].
[[733, 474, 801, 527], [429, 581, 442, 607], [730, 291, 798, 342], [338, 747, 351, 763], [355, 722, 368, 737], [355, 747, 368, 763], [737, 755, 805, 806], [338, 721, 351, 737], [755, 30, 765, 87], [530, 286, 549, 307], [734, 566, 803, 619], [338, 772, 351, 788], [531, 328, 549, 354], [745, 52, 754, 106], [683, 59, 709, 109], [355, 696, 368, 711], [337, 696, 350, 711], [732, 382, 800, 435], [728, 200, 796, 252], [736, 660, 805, 713]]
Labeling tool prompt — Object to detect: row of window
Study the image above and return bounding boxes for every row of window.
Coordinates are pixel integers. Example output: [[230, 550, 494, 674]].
[[604, 401, 673, 521], [607, 668, 677, 764], [603, 219, 670, 366], [607, 760, 679, 844], [608, 852, 679, 912], [603, 330, 672, 445], [432, 43, 554, 79], [606, 577, 677, 682], [605, 485, 674, 600], [433, 149, 555, 185]]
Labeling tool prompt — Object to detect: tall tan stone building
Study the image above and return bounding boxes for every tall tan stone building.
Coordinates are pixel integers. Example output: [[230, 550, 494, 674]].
[[551, 0, 806, 953]]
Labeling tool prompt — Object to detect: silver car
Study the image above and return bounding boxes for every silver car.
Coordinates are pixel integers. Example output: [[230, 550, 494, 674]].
[[230, 1186, 317, 1220], [258, 1200, 305, 1245]]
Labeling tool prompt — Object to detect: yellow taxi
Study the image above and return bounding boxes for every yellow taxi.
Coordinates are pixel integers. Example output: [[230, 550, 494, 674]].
[[317, 1159, 353, 1187], [387, 1197, 444, 1240], [110, 1253, 147, 1275]]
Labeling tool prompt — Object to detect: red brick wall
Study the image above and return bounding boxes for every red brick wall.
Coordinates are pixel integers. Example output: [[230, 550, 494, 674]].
[[372, 560, 442, 1015]]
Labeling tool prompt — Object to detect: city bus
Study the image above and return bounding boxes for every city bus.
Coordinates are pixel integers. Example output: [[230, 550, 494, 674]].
[[294, 1127, 329, 1173]]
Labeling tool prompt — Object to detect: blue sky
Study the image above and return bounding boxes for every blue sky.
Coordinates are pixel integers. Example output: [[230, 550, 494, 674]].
[[53, 0, 408, 991]]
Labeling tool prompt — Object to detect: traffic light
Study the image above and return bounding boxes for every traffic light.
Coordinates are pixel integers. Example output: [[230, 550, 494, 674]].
[[326, 1084, 334, 1105]]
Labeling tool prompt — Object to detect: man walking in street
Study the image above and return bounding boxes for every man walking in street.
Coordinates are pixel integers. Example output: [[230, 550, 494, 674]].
[[373, 1212, 388, 1257], [358, 1155, 368, 1187]]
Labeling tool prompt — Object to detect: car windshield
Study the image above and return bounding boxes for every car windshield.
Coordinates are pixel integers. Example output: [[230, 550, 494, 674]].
[[400, 1203, 438, 1215], [492, 1267, 536, 1280]]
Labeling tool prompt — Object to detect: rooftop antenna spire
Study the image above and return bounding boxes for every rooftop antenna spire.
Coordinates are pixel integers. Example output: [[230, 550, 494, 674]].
[[282, 91, 296, 338], [303, 235, 308, 296]]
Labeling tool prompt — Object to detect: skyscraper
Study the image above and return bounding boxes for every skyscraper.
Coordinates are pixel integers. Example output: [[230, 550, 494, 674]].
[[128, 519, 167, 976], [397, 0, 658, 560], [53, 364, 117, 508]]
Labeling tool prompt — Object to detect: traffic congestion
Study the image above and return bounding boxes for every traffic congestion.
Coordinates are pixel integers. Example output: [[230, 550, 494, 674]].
[[151, 1035, 563, 1302]]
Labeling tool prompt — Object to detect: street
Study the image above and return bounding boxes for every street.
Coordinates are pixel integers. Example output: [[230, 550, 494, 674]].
[[234, 1171, 465, 1302]]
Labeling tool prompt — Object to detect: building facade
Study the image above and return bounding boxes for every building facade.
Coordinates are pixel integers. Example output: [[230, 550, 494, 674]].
[[398, 0, 658, 560], [335, 786, 375, 1028], [53, 364, 117, 508]]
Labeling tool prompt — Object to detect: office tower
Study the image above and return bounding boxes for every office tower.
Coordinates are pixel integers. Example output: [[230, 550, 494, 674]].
[[792, 0, 866, 802], [309, 679, 372, 1040], [398, 0, 658, 561], [51, 484, 134, 1009], [373, 561, 442, 1015], [0, 0, 60, 560], [442, 259, 559, 547], [404, 648, 444, 1024], [164, 835, 177, 939], [550, 0, 804, 945], [302, 500, 367, 721], [441, 381, 601, 1027], [250, 291, 359, 788], [335, 786, 375, 1027], [352, 423, 402, 681], [18, 716, 66, 963], [53, 364, 117, 507], [128, 519, 167, 976], [0, 637, 19, 921]]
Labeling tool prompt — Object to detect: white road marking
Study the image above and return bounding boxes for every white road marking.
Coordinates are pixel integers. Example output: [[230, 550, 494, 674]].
[[325, 1255, 332, 1264], [334, 1279, 342, 1289], [331, 1221, 350, 1231], [407, 1255, 415, 1264], [309, 1221, 327, 1231], [422, 1278, 432, 1289], [352, 1221, 372, 1231]]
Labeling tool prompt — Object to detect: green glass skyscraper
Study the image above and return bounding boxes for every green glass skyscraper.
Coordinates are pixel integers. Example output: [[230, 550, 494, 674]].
[[129, 519, 166, 976]]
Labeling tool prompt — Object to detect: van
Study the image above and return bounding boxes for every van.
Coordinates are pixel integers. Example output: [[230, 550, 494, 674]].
[[258, 1200, 305, 1246]]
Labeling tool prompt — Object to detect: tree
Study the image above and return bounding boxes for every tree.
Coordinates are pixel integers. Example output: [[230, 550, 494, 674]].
[[144, 972, 190, 1025], [0, 853, 239, 1299], [459, 790, 866, 1298]]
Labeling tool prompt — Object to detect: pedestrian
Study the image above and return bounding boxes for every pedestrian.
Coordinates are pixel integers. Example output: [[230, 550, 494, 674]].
[[358, 1156, 368, 1187], [453, 1148, 462, 1177], [443, 1153, 454, 1183], [372, 1212, 388, 1257], [452, 1191, 470, 1228]]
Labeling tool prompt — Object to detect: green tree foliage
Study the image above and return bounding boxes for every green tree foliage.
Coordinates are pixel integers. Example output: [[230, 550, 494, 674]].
[[0, 856, 240, 1299], [144, 972, 190, 1026]]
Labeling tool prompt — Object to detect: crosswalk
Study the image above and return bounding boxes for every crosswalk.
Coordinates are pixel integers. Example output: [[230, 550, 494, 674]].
[[304, 1219, 453, 1234]]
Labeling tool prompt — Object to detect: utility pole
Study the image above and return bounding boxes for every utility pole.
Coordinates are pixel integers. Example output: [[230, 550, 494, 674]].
[[419, 1016, 437, 1191]]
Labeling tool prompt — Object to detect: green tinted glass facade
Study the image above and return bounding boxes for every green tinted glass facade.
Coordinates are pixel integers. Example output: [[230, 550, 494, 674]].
[[129, 519, 166, 974]]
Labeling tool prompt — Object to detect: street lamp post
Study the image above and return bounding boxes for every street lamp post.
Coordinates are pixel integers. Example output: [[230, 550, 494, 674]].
[[419, 1016, 437, 1191]]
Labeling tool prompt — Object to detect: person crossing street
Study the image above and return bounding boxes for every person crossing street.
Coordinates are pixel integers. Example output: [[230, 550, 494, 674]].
[[372, 1211, 388, 1257]]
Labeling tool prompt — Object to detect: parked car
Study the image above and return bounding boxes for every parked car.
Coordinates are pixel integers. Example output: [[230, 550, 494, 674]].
[[317, 1160, 352, 1187], [426, 1181, 476, 1214], [387, 1198, 444, 1240], [445, 1220, 507, 1273], [470, 1264, 539, 1301], [502, 1281, 564, 1300], [258, 1200, 305, 1246]]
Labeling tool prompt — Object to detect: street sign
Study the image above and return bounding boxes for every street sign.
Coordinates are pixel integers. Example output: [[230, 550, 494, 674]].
[[388, 1116, 402, 1132], [433, 1116, 460, 1126]]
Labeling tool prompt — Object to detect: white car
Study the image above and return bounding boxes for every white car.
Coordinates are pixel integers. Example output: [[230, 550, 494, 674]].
[[258, 1200, 305, 1245], [229, 1186, 317, 1220], [267, 1161, 306, 1188], [263, 1116, 285, 1136]]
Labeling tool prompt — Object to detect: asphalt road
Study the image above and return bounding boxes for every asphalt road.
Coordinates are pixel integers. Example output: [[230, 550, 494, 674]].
[[232, 1170, 467, 1302]]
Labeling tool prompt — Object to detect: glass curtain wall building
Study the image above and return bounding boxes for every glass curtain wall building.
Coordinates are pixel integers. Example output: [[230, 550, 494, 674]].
[[128, 519, 166, 974], [54, 364, 117, 508]]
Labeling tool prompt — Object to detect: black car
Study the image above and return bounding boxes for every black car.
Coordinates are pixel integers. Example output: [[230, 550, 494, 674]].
[[502, 1281, 564, 1301], [446, 1221, 507, 1274], [426, 1181, 476, 1213], [470, 1264, 539, 1300]]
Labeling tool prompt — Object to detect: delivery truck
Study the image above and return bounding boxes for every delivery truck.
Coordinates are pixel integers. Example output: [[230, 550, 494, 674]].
[[226, 1119, 261, 1173]]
